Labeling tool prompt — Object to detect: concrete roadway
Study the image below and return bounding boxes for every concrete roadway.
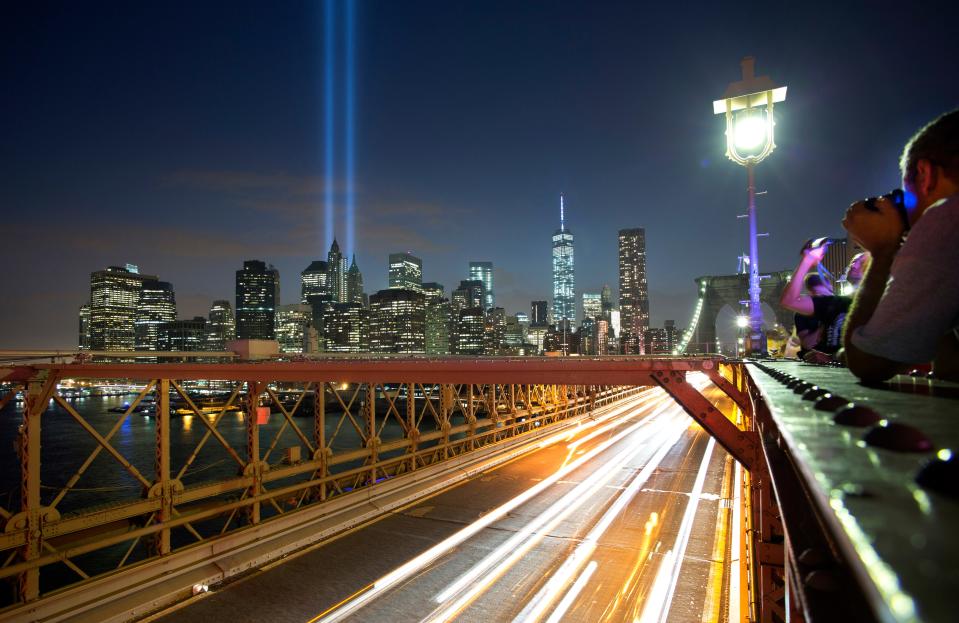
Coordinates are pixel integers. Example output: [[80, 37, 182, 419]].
[[153, 377, 736, 623]]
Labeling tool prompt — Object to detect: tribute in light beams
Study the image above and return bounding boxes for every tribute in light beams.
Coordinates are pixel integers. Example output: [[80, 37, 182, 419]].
[[321, 0, 357, 255], [323, 0, 336, 251], [344, 0, 356, 256]]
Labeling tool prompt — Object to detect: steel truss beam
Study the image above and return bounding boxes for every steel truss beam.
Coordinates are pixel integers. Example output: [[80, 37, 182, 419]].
[[651, 363, 789, 623]]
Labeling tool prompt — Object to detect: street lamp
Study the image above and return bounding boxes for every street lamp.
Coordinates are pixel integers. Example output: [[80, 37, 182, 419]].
[[713, 56, 786, 357]]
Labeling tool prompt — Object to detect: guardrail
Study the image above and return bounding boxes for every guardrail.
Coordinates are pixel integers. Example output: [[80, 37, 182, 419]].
[[0, 362, 642, 617]]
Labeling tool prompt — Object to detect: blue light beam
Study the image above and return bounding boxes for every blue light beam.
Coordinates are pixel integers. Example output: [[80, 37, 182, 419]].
[[323, 0, 336, 251], [345, 0, 356, 257]]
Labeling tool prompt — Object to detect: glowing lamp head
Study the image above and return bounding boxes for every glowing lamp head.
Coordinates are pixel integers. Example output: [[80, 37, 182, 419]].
[[736, 315, 749, 328], [733, 112, 767, 151]]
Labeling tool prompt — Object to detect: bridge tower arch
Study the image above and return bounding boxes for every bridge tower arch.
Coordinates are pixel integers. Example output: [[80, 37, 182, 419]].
[[691, 272, 793, 354]]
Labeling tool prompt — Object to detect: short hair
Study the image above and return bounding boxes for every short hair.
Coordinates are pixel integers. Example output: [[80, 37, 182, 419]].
[[900, 109, 959, 184], [804, 273, 828, 291]]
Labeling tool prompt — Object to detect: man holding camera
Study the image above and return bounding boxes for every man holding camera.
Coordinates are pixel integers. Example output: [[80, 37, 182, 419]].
[[841, 109, 959, 382]]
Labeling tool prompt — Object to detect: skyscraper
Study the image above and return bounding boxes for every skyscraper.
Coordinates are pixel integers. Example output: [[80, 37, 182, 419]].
[[469, 261, 494, 310], [275, 304, 313, 353], [78, 304, 90, 350], [425, 298, 451, 355], [389, 252, 423, 292], [601, 284, 614, 319], [346, 254, 365, 305], [369, 288, 426, 353], [552, 195, 575, 324], [158, 317, 208, 352], [452, 280, 485, 312], [452, 307, 486, 355], [207, 300, 235, 350], [530, 300, 549, 326], [582, 293, 602, 323], [327, 239, 347, 303], [135, 280, 177, 351], [89, 265, 156, 351], [301, 260, 329, 304], [325, 303, 370, 352], [236, 260, 279, 340], [618, 228, 650, 354]]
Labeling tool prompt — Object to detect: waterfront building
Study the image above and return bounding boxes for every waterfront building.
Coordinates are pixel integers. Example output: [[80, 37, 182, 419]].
[[422, 282, 445, 302], [582, 293, 602, 324], [275, 304, 313, 354], [425, 298, 451, 355], [389, 252, 423, 292], [79, 304, 90, 350], [552, 195, 575, 325], [544, 320, 577, 356], [469, 261, 494, 310], [526, 325, 547, 354], [346, 255, 366, 305], [301, 260, 329, 304], [327, 239, 347, 303], [325, 302, 370, 353], [236, 260, 279, 340], [601, 284, 613, 319], [369, 288, 426, 354], [158, 317, 208, 352], [644, 323, 678, 355], [207, 300, 235, 350], [452, 307, 486, 355], [530, 300, 549, 326], [485, 307, 507, 354], [89, 264, 156, 351], [135, 280, 177, 351], [618, 228, 650, 354], [452, 280, 485, 312], [504, 315, 525, 349]]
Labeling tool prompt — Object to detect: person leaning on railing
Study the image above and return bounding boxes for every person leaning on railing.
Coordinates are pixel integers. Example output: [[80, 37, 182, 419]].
[[841, 109, 959, 382]]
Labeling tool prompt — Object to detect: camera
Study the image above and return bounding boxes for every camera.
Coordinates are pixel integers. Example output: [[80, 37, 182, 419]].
[[801, 237, 843, 253], [863, 188, 910, 231]]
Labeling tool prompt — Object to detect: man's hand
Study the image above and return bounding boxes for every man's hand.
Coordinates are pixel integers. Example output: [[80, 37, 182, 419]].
[[842, 198, 904, 255], [803, 244, 827, 264]]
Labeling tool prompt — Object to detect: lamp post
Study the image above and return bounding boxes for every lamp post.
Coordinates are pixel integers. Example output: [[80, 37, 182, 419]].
[[713, 57, 786, 357]]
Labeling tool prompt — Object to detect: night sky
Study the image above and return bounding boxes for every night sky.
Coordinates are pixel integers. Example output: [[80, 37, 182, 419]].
[[2, 1, 957, 348]]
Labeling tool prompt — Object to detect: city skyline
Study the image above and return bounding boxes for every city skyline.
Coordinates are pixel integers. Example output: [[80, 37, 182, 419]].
[[3, 2, 958, 348]]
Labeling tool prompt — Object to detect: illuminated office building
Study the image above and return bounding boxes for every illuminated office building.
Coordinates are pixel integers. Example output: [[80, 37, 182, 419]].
[[530, 300, 548, 326], [389, 252, 423, 292], [346, 255, 366, 305], [601, 284, 613, 319], [275, 304, 313, 354], [327, 239, 347, 303], [582, 293, 602, 323], [469, 261, 494, 309], [552, 195, 575, 324], [422, 282, 445, 301], [301, 260, 329, 304], [452, 307, 486, 355], [207, 300, 235, 350], [89, 264, 156, 351], [135, 280, 177, 351], [425, 298, 451, 355], [485, 307, 507, 354], [79, 304, 91, 350], [452, 280, 485, 312], [325, 303, 369, 353], [236, 260, 279, 340], [369, 288, 426, 354], [618, 228, 650, 354], [158, 317, 208, 352]]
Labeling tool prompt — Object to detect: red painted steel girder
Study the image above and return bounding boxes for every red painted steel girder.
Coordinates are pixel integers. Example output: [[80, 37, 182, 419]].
[[2, 357, 722, 385]]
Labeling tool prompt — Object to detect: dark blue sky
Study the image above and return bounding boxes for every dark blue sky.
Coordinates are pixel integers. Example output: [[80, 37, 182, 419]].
[[2, 1, 957, 348]]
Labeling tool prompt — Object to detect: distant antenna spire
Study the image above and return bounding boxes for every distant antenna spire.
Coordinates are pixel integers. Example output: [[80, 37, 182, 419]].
[[560, 194, 565, 231]]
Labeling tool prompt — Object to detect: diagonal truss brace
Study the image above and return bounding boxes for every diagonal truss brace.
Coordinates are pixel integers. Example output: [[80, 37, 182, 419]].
[[652, 369, 759, 472]]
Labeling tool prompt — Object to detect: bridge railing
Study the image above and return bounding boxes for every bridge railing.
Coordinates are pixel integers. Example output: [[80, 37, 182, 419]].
[[0, 362, 643, 611]]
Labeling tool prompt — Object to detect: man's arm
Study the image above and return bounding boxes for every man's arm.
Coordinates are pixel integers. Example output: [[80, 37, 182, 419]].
[[840, 197, 907, 382], [779, 247, 825, 315], [840, 250, 904, 381]]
